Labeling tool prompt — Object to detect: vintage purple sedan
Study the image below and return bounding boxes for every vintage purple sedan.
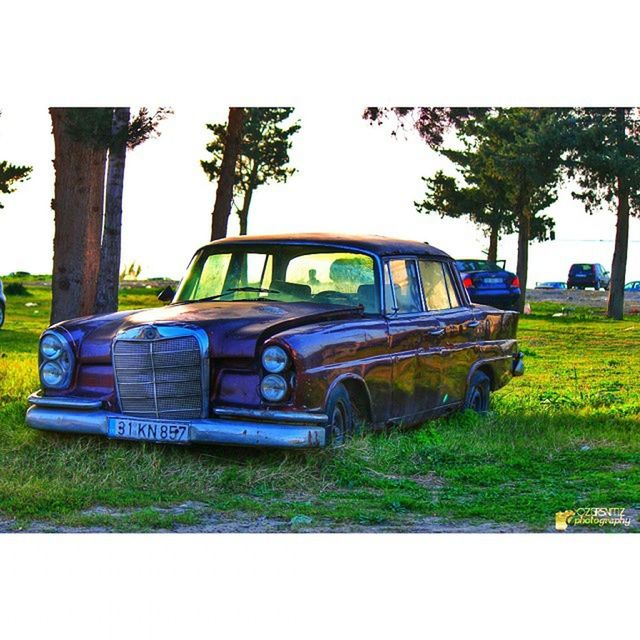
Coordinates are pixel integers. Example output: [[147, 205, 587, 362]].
[[26, 234, 524, 448]]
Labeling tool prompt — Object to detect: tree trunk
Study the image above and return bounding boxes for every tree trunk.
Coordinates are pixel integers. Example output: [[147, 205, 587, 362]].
[[607, 176, 629, 320], [487, 222, 499, 262], [515, 198, 530, 313], [49, 108, 106, 324], [607, 108, 630, 320], [211, 107, 245, 240], [95, 107, 130, 314], [238, 162, 258, 235]]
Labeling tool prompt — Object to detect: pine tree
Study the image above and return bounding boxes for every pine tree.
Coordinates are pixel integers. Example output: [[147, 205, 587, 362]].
[[202, 108, 300, 235]]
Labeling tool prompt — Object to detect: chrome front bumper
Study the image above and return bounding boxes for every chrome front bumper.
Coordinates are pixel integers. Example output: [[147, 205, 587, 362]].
[[26, 393, 327, 448]]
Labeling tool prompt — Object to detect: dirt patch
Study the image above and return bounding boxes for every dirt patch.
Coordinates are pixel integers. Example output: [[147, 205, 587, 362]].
[[411, 472, 446, 489], [526, 288, 640, 311], [78, 501, 208, 519]]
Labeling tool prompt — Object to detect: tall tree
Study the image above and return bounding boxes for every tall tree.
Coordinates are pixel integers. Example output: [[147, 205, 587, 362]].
[[50, 107, 171, 321], [202, 107, 300, 235], [49, 108, 108, 323], [567, 107, 640, 320], [95, 107, 171, 314], [210, 107, 246, 240]]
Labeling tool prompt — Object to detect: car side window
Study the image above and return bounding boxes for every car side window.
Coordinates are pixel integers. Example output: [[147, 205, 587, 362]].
[[418, 260, 461, 310], [386, 259, 422, 314], [442, 263, 462, 308]]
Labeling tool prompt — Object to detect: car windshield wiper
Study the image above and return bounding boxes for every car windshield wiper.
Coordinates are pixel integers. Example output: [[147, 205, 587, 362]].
[[191, 286, 281, 303]]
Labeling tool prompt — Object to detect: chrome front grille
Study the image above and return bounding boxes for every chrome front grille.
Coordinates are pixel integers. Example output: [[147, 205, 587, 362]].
[[113, 325, 209, 420]]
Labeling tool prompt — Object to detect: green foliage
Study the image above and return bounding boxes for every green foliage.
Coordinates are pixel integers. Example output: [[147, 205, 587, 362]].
[[457, 108, 569, 226], [416, 140, 557, 243], [3, 282, 31, 296], [201, 108, 300, 231], [0, 161, 32, 210], [0, 112, 32, 209], [567, 108, 640, 216], [62, 107, 171, 150], [63, 107, 114, 148], [127, 107, 173, 149]]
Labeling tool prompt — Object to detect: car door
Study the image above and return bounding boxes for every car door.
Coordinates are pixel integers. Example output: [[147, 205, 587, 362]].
[[384, 258, 441, 423], [417, 259, 480, 408]]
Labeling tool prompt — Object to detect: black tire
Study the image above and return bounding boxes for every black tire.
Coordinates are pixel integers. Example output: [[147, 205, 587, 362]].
[[325, 384, 355, 446], [595, 281, 601, 291], [464, 370, 491, 414], [0, 303, 4, 328]]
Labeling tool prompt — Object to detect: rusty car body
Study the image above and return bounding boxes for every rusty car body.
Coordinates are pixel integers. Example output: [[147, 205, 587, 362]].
[[26, 234, 524, 448]]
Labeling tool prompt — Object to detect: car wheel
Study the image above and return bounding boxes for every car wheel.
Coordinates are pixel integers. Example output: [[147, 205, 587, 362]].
[[464, 370, 491, 415], [325, 384, 354, 447], [0, 303, 4, 328], [595, 280, 601, 291]]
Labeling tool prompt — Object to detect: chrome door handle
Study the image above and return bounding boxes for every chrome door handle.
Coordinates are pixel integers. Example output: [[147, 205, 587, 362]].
[[466, 320, 480, 328], [427, 327, 445, 337]]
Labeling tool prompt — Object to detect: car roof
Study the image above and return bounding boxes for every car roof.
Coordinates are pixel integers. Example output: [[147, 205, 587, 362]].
[[200, 233, 452, 259]]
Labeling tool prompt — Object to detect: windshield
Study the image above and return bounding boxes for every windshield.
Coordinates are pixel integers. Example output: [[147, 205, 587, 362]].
[[175, 245, 380, 312], [455, 260, 501, 273]]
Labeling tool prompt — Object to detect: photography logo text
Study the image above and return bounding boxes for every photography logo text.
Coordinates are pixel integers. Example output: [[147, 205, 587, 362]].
[[555, 507, 631, 531]]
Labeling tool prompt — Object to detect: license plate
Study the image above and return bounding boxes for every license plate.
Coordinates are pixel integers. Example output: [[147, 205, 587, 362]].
[[484, 277, 503, 284], [108, 417, 190, 443]]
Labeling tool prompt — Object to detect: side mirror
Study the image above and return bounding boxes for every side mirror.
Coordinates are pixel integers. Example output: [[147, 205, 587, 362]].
[[157, 285, 175, 303]]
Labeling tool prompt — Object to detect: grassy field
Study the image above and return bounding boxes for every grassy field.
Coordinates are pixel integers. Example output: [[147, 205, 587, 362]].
[[0, 286, 638, 532]]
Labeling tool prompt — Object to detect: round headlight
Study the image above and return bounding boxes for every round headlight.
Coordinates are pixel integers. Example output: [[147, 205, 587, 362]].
[[260, 374, 288, 402], [41, 332, 64, 359], [39, 330, 74, 389], [41, 361, 65, 387], [261, 345, 289, 373]]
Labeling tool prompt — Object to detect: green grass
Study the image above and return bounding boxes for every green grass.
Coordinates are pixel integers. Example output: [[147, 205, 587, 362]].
[[0, 287, 638, 532]]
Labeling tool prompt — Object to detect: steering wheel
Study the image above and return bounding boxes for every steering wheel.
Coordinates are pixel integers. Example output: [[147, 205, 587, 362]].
[[314, 290, 353, 303]]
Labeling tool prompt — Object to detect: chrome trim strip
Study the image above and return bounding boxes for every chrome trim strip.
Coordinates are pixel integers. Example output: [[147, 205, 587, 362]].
[[28, 391, 103, 410], [212, 407, 329, 425], [26, 407, 326, 448], [149, 339, 159, 417]]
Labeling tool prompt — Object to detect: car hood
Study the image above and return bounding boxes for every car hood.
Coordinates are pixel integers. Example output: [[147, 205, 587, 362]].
[[53, 301, 363, 362]]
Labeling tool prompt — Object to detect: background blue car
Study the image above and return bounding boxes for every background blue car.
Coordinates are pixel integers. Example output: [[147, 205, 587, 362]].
[[455, 259, 521, 311], [535, 281, 567, 290]]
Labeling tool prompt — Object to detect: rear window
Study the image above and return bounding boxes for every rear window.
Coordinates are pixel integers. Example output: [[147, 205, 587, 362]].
[[570, 264, 594, 273], [455, 260, 501, 273]]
